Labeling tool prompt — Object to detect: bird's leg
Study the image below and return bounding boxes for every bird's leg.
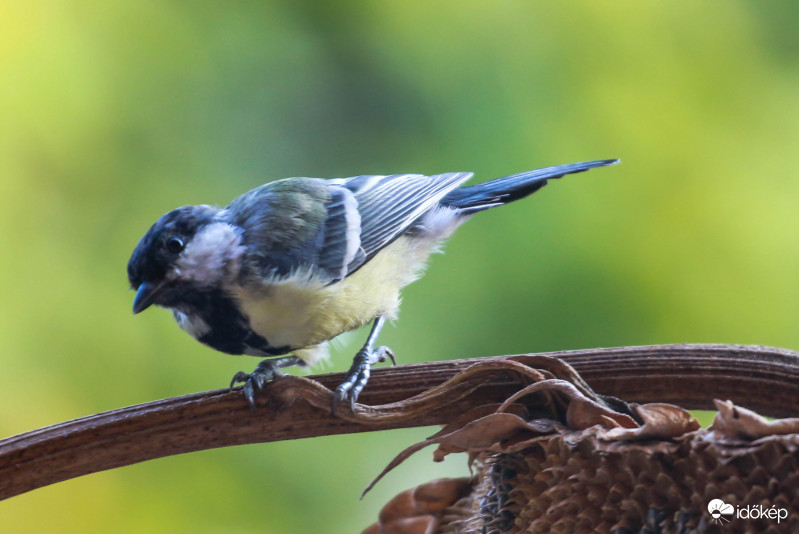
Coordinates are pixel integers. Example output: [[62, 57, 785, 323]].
[[230, 355, 306, 410], [332, 316, 396, 414]]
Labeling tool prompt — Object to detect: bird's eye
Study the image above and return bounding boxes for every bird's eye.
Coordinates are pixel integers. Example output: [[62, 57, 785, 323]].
[[166, 236, 185, 254]]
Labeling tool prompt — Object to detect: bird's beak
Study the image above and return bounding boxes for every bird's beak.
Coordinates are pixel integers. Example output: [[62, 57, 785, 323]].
[[133, 281, 166, 314]]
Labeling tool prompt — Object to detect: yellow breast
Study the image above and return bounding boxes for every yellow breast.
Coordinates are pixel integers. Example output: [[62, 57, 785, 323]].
[[231, 235, 440, 362]]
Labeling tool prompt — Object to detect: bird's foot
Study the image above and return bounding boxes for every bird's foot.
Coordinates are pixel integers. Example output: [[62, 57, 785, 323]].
[[230, 355, 304, 410], [332, 346, 395, 414]]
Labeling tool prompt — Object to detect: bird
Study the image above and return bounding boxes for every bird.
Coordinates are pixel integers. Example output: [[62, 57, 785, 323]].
[[127, 159, 618, 412]]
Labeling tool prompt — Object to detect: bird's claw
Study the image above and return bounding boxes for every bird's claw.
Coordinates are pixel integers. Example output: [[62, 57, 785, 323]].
[[382, 347, 397, 366], [332, 346, 394, 414], [230, 360, 285, 410]]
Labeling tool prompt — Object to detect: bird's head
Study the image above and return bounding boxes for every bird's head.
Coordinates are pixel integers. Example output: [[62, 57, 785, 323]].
[[128, 205, 245, 314]]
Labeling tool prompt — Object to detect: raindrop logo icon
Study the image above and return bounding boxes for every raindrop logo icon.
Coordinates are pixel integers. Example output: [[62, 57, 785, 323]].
[[708, 499, 734, 525]]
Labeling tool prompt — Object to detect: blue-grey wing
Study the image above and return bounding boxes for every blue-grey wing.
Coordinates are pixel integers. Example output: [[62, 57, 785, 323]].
[[317, 172, 472, 280], [316, 185, 364, 280]]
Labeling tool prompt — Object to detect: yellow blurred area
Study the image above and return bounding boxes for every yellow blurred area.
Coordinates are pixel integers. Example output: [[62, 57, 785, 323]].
[[2, 1, 799, 532]]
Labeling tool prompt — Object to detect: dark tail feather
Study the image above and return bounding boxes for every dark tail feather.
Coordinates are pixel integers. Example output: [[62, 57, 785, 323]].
[[441, 159, 619, 214]]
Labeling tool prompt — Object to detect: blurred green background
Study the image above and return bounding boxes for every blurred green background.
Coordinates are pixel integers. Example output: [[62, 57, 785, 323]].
[[2, 1, 799, 532]]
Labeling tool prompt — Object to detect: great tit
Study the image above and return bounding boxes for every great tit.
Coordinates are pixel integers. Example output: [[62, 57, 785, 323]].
[[128, 159, 618, 411]]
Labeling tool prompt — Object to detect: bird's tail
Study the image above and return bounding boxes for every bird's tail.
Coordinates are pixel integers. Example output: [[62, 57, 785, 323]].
[[441, 159, 619, 214]]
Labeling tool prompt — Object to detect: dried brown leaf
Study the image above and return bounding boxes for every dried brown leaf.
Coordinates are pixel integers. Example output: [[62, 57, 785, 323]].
[[362, 404, 522, 497], [711, 399, 799, 439], [412, 478, 472, 514], [599, 403, 698, 441], [497, 379, 638, 430]]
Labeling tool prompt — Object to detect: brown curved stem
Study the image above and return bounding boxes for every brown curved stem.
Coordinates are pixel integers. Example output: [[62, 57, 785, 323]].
[[1, 344, 798, 501]]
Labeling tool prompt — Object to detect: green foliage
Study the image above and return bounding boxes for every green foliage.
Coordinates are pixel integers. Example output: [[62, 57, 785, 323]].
[[2, 1, 799, 532]]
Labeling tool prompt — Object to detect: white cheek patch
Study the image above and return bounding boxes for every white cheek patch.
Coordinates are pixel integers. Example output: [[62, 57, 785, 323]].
[[173, 310, 211, 337], [173, 222, 245, 286]]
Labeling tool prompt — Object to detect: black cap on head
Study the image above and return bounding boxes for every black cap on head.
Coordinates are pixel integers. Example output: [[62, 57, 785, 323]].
[[127, 205, 217, 291]]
